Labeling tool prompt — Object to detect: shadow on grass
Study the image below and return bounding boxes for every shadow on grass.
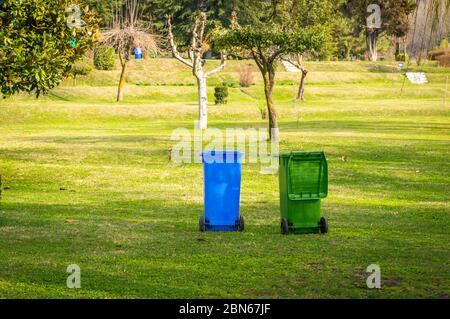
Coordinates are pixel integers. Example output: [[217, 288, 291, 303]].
[[280, 120, 450, 134], [0, 197, 448, 298]]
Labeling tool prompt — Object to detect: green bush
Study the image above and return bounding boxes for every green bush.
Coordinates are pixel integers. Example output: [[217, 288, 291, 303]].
[[70, 60, 92, 86], [148, 49, 157, 59], [396, 52, 409, 63], [94, 45, 116, 71], [214, 84, 229, 105]]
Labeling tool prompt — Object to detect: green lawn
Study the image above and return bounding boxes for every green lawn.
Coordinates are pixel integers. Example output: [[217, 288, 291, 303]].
[[0, 59, 449, 298]]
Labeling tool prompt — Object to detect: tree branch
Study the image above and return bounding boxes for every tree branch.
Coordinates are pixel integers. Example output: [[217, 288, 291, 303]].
[[167, 15, 193, 68], [192, 14, 206, 57], [252, 50, 265, 73], [281, 55, 304, 71], [205, 52, 227, 78], [192, 13, 207, 78], [192, 15, 200, 53], [257, 47, 269, 73], [197, 13, 207, 51], [268, 48, 284, 64]]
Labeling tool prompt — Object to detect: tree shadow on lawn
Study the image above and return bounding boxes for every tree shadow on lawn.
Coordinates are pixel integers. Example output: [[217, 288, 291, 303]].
[[0, 245, 359, 298], [278, 139, 448, 198], [1, 198, 279, 233], [2, 196, 447, 247], [2, 144, 447, 204], [280, 130, 448, 166], [1, 198, 448, 298], [0, 143, 171, 165], [330, 168, 448, 200], [1, 143, 447, 209], [280, 120, 450, 134], [28, 135, 170, 145], [0, 260, 215, 298]]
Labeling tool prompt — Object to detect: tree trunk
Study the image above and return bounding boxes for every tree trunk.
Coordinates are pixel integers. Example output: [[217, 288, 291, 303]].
[[263, 70, 279, 142], [346, 41, 351, 61], [403, 37, 407, 57], [296, 69, 308, 101], [197, 76, 208, 130], [366, 30, 379, 61], [395, 37, 401, 57], [117, 56, 127, 102]]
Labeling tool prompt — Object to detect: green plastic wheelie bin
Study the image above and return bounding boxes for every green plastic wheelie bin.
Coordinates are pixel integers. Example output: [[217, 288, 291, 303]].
[[279, 151, 329, 235]]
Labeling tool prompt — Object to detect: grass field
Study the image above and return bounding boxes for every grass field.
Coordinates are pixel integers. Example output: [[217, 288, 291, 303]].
[[0, 59, 449, 298]]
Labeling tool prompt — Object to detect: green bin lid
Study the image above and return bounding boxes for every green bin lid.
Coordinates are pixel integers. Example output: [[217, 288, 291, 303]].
[[282, 151, 328, 200], [279, 151, 326, 159]]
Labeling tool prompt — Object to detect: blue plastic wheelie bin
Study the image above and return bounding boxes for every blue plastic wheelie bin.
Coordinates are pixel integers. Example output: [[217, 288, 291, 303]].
[[199, 150, 244, 231]]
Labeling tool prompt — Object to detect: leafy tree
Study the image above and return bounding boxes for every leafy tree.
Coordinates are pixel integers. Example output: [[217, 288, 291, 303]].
[[214, 0, 330, 141], [342, 0, 416, 61], [0, 0, 99, 97], [93, 45, 116, 70]]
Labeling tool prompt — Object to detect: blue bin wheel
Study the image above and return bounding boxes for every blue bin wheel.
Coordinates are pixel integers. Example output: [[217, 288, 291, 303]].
[[319, 217, 329, 234], [199, 216, 206, 232], [238, 215, 245, 231], [281, 218, 289, 235]]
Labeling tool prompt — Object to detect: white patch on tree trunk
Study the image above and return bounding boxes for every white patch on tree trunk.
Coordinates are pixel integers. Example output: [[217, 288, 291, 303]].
[[197, 76, 208, 129], [366, 31, 379, 61]]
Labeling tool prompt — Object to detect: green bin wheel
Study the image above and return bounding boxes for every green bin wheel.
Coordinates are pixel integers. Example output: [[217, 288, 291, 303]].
[[238, 215, 245, 231], [281, 218, 289, 235], [199, 216, 206, 232], [319, 217, 328, 234]]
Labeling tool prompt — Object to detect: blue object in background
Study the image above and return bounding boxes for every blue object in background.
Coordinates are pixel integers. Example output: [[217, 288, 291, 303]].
[[134, 48, 143, 60], [69, 37, 77, 48], [200, 150, 245, 231]]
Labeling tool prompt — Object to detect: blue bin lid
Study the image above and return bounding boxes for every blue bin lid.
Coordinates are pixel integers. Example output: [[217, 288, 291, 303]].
[[202, 150, 243, 164]]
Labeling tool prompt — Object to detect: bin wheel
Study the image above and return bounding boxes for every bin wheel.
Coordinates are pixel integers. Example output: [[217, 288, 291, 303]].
[[238, 215, 245, 231], [281, 218, 289, 235], [199, 216, 206, 232], [319, 217, 328, 234]]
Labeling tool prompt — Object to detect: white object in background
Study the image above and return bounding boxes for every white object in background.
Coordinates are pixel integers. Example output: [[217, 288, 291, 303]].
[[405, 72, 428, 84], [282, 60, 301, 73]]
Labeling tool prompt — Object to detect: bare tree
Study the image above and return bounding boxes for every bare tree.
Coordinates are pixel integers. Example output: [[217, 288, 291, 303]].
[[282, 54, 308, 101], [100, 0, 158, 101], [167, 13, 226, 130]]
